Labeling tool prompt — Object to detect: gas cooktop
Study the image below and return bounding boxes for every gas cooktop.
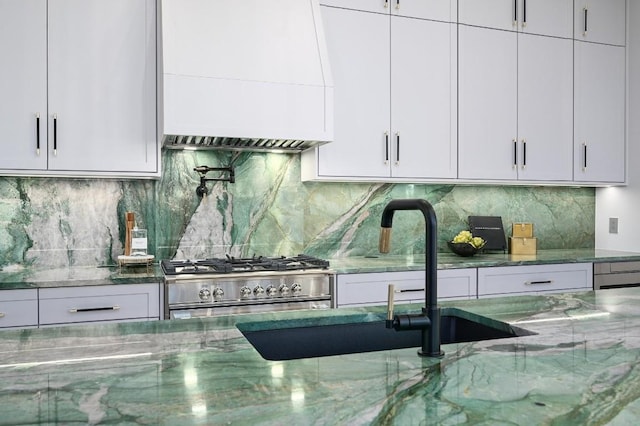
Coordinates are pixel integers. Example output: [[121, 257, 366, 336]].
[[161, 254, 330, 276]]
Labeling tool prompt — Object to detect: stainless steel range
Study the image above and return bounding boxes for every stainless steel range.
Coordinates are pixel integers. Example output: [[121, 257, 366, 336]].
[[161, 255, 335, 319]]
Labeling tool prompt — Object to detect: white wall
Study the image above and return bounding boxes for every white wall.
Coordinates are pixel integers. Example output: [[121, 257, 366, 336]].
[[595, 1, 639, 250]]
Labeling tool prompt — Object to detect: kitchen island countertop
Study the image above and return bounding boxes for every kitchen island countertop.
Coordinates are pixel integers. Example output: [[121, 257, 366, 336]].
[[2, 287, 640, 424]]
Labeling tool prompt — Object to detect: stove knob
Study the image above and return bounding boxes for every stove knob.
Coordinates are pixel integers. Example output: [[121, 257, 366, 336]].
[[253, 285, 265, 296], [212, 287, 224, 299], [198, 288, 211, 301], [240, 286, 252, 298], [265, 285, 278, 297], [279, 284, 290, 296], [291, 283, 302, 295]]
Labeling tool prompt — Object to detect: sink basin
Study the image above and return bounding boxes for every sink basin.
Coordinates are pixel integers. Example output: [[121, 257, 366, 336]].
[[237, 307, 535, 361]]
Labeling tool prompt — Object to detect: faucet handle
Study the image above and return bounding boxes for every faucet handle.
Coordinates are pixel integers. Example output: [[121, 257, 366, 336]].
[[386, 284, 395, 328]]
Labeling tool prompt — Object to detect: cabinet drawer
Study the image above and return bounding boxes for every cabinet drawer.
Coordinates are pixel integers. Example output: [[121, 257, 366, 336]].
[[478, 263, 592, 298], [336, 269, 476, 307], [0, 289, 38, 328], [39, 283, 159, 325]]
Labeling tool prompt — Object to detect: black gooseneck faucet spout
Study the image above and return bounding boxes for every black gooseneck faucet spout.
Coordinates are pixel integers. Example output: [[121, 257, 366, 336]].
[[379, 198, 443, 358]]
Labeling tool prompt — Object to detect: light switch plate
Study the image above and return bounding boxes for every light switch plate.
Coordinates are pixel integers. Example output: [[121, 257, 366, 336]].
[[609, 218, 619, 234]]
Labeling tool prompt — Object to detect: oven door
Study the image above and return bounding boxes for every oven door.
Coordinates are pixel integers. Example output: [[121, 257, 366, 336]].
[[168, 299, 332, 319]]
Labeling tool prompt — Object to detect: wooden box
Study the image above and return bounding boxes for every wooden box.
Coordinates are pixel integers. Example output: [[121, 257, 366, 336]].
[[512, 223, 534, 238], [509, 237, 537, 255]]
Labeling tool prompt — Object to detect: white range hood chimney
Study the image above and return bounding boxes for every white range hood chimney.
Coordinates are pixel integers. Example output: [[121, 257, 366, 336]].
[[159, 0, 333, 153]]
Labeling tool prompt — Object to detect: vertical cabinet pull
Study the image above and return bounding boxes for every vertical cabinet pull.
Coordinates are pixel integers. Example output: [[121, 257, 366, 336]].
[[395, 132, 400, 164], [384, 0, 388, 9], [522, 0, 527, 27], [583, 8, 588, 36], [522, 139, 527, 169], [384, 131, 389, 164], [395, 0, 399, 9], [582, 143, 588, 171], [35, 113, 41, 155], [53, 113, 58, 156], [513, 139, 518, 169], [513, 0, 518, 26]]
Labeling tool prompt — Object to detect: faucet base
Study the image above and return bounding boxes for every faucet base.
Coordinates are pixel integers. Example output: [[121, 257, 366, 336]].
[[417, 349, 445, 358]]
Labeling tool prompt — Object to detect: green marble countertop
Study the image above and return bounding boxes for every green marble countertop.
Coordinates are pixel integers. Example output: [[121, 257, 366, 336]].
[[2, 288, 640, 424], [1, 249, 640, 290], [329, 248, 640, 274]]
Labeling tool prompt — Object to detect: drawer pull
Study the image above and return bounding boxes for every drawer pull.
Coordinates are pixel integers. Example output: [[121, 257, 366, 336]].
[[395, 288, 424, 293], [525, 280, 553, 285], [69, 306, 120, 313], [0, 312, 5, 318]]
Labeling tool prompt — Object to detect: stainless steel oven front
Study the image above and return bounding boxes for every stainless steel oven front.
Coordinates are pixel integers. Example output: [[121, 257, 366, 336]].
[[164, 270, 335, 320]]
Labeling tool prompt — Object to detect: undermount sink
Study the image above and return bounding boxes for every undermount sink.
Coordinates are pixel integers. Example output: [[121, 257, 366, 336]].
[[237, 307, 535, 361]]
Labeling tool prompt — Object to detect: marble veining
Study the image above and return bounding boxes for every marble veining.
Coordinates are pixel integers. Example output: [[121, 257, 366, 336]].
[[1, 289, 640, 424], [0, 151, 595, 270]]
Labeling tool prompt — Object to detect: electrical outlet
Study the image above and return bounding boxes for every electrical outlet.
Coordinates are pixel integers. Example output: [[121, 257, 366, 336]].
[[609, 217, 619, 234]]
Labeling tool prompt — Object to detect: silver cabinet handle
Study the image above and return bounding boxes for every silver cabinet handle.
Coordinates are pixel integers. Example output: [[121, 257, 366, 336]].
[[53, 113, 58, 156], [384, 131, 389, 164], [525, 280, 553, 285], [582, 142, 588, 171], [394, 288, 425, 293], [522, 138, 527, 169], [513, 139, 518, 169], [35, 113, 41, 155], [69, 306, 120, 313], [395, 132, 400, 165], [583, 7, 588, 36]]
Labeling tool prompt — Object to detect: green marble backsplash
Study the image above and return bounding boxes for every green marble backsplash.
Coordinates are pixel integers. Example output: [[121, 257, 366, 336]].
[[0, 151, 595, 268]]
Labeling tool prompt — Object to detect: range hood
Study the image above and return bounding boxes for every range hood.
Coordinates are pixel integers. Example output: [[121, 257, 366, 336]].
[[159, 0, 333, 153]]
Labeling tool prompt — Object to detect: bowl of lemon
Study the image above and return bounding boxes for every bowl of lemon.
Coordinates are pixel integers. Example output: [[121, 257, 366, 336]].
[[448, 230, 485, 257]]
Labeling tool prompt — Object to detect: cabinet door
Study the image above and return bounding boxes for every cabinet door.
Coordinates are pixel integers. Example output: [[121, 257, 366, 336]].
[[0, 0, 47, 171], [574, 0, 626, 46], [47, 0, 157, 174], [477, 263, 592, 298], [458, 0, 515, 31], [391, 18, 456, 179], [0, 289, 38, 329], [319, 0, 387, 14], [458, 25, 518, 180], [39, 283, 160, 325], [316, 6, 391, 178], [519, 0, 573, 39], [336, 269, 476, 307], [574, 42, 625, 183], [517, 34, 573, 182], [392, 0, 456, 22]]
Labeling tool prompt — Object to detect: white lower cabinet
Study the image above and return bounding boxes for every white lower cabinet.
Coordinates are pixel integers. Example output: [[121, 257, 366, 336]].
[[477, 263, 593, 298], [0, 289, 38, 329], [38, 283, 160, 326], [336, 269, 477, 308]]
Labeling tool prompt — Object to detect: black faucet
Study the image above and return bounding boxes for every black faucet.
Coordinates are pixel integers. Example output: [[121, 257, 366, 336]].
[[379, 198, 443, 358]]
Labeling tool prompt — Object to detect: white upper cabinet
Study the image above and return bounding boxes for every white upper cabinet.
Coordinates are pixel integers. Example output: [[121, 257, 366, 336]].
[[458, 26, 573, 182], [458, 26, 518, 180], [459, 0, 573, 39], [574, 0, 626, 46], [319, 0, 456, 22], [0, 0, 158, 177], [0, 0, 47, 171], [302, 4, 456, 181], [574, 42, 626, 183], [308, 7, 391, 178]]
